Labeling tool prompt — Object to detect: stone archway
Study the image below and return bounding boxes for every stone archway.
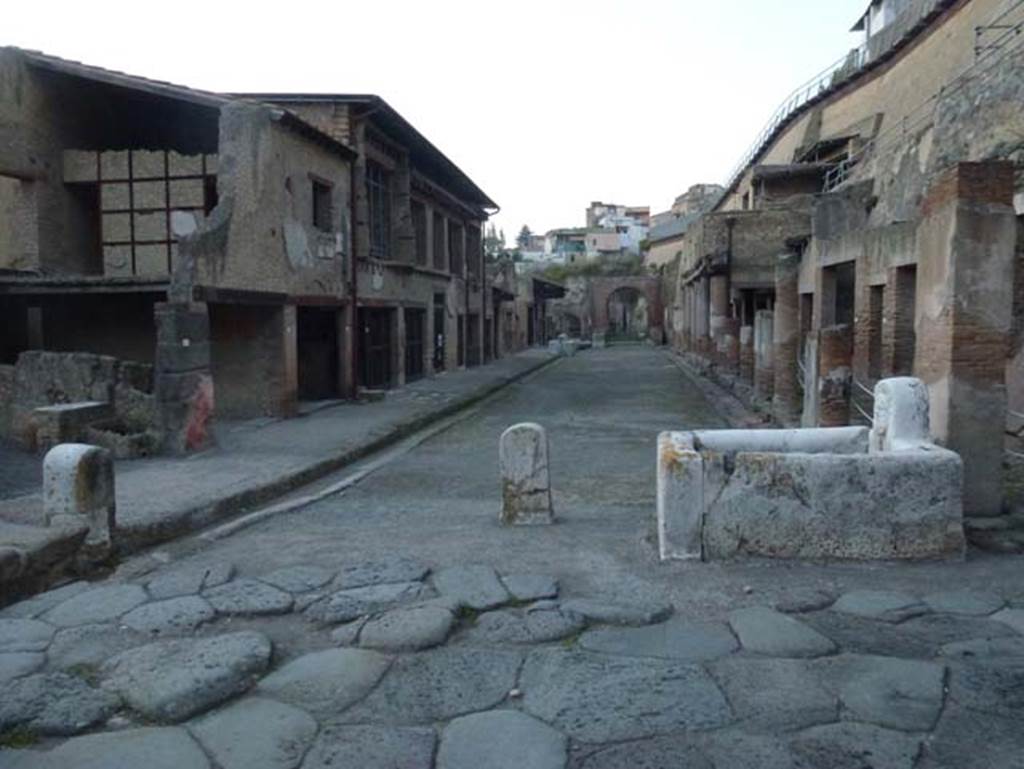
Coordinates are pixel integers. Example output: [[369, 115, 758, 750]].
[[606, 287, 648, 340]]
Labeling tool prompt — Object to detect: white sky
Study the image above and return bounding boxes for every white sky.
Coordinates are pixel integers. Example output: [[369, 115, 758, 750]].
[[7, 0, 866, 242]]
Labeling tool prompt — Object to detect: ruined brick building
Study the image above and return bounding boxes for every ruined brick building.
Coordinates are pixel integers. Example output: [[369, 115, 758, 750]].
[[663, 0, 1024, 528], [0, 49, 525, 456]]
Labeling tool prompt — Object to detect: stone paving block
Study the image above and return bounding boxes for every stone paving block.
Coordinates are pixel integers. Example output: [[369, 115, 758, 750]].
[[923, 589, 1004, 616], [466, 607, 584, 645], [301, 725, 436, 769], [500, 573, 559, 602], [101, 631, 272, 722], [332, 557, 430, 590], [359, 605, 454, 651], [8, 726, 211, 769], [187, 697, 317, 769], [561, 598, 672, 626], [832, 590, 929, 623], [709, 657, 838, 733], [789, 722, 923, 769], [0, 672, 120, 735], [576, 730, 807, 769], [773, 588, 837, 614], [43, 584, 149, 627], [256, 648, 391, 715], [0, 580, 90, 619], [521, 649, 732, 742], [814, 654, 945, 731], [122, 595, 216, 635], [919, 704, 1024, 769], [940, 636, 1024, 660], [147, 562, 235, 599], [204, 578, 294, 616], [729, 606, 837, 658], [438, 710, 568, 769], [347, 647, 522, 724], [329, 617, 367, 646], [992, 607, 1024, 635], [0, 618, 55, 652], [258, 565, 335, 593], [947, 660, 1024, 716], [305, 581, 429, 624], [579, 617, 737, 661], [0, 651, 45, 683], [47, 623, 149, 670], [432, 564, 510, 610]]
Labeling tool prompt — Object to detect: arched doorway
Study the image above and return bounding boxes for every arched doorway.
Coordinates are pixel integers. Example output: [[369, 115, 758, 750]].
[[562, 313, 582, 338], [606, 287, 648, 340]]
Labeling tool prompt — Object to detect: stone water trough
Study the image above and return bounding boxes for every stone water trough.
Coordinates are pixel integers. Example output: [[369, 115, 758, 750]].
[[657, 377, 965, 562]]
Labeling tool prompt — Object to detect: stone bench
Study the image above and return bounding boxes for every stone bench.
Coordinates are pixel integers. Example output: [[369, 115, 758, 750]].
[[657, 377, 965, 562], [32, 401, 114, 453]]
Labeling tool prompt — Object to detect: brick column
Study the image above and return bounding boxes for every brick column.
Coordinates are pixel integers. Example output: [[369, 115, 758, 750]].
[[739, 325, 755, 382], [773, 252, 802, 426], [818, 324, 852, 427], [915, 161, 1017, 517], [709, 273, 729, 365], [155, 301, 214, 454]]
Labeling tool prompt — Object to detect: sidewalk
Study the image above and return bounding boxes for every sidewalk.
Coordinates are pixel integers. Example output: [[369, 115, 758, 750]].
[[0, 349, 557, 553]]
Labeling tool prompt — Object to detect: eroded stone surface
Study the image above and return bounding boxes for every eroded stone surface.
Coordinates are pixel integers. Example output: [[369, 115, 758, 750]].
[[256, 648, 391, 715], [0, 581, 90, 619], [359, 605, 454, 651], [774, 588, 837, 614], [47, 623, 149, 670], [0, 618, 55, 653], [330, 618, 367, 646], [301, 725, 436, 769], [992, 608, 1024, 635], [333, 558, 430, 590], [832, 591, 928, 623], [947, 660, 1024, 716], [306, 581, 428, 625], [467, 608, 584, 645], [101, 631, 272, 722], [580, 618, 737, 661], [501, 573, 559, 602], [432, 565, 510, 610], [438, 710, 567, 769], [203, 579, 294, 616], [729, 606, 836, 658], [815, 654, 945, 731], [147, 562, 234, 600], [710, 657, 837, 733], [521, 649, 732, 742], [924, 590, 1004, 616], [0, 651, 45, 683], [347, 647, 521, 724], [188, 697, 317, 769], [122, 596, 215, 635], [499, 423, 554, 525], [9, 726, 211, 769], [789, 722, 923, 769], [0, 672, 120, 735], [43, 584, 149, 628], [258, 565, 335, 594], [561, 598, 672, 626]]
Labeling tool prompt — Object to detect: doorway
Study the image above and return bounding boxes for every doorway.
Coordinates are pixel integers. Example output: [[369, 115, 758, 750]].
[[405, 308, 425, 382], [359, 307, 392, 389], [297, 307, 340, 401]]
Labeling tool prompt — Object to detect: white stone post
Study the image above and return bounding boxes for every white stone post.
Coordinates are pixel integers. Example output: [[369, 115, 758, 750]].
[[870, 377, 931, 452], [656, 432, 704, 560], [43, 443, 116, 559], [499, 423, 554, 525]]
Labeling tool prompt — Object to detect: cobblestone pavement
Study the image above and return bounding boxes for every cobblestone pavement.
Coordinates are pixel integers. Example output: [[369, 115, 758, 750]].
[[1, 347, 1023, 768]]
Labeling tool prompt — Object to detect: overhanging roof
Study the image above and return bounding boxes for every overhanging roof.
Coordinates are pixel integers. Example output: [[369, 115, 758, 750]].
[[236, 93, 497, 212]]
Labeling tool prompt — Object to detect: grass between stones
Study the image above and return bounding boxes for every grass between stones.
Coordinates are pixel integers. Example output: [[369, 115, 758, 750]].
[[0, 727, 39, 749]]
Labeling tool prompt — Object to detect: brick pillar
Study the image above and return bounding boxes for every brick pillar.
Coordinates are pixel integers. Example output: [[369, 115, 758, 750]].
[[773, 252, 802, 426], [155, 301, 214, 454], [278, 305, 298, 417], [739, 325, 755, 382], [915, 161, 1017, 517], [754, 309, 774, 402], [709, 273, 729, 365], [393, 306, 406, 388], [818, 324, 853, 427]]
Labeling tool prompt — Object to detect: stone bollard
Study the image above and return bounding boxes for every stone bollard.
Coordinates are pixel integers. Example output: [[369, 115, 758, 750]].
[[870, 377, 930, 452], [43, 444, 116, 560], [499, 423, 554, 525]]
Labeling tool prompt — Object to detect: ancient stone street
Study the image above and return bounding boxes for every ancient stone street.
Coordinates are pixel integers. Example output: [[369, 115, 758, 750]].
[[2, 348, 1023, 768]]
